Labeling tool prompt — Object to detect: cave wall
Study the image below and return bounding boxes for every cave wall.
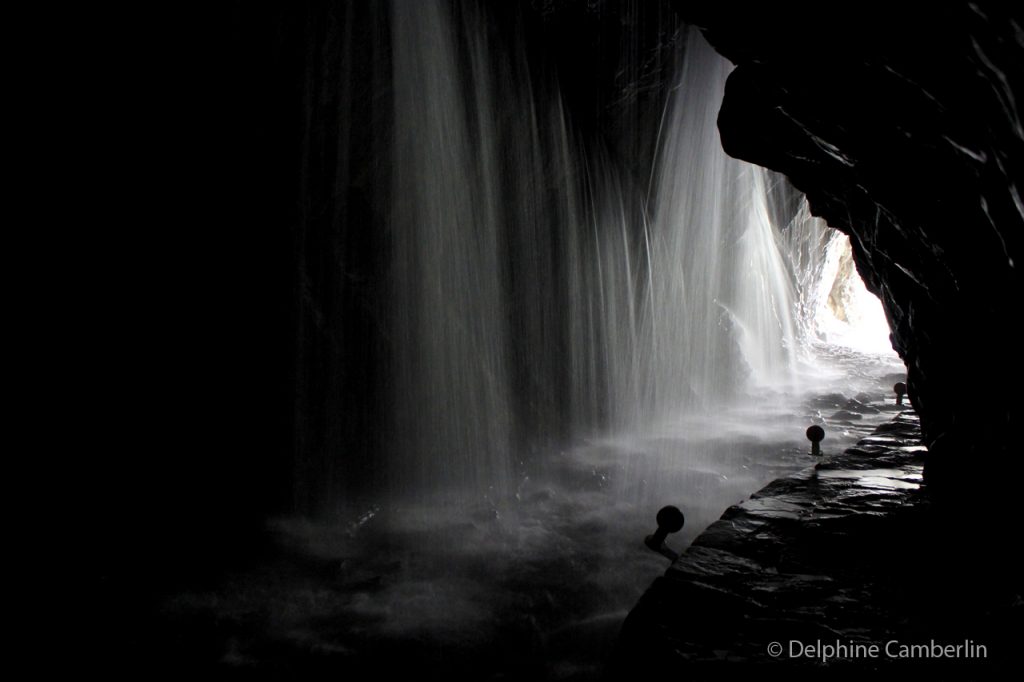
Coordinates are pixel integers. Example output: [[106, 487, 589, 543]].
[[679, 3, 1023, 496]]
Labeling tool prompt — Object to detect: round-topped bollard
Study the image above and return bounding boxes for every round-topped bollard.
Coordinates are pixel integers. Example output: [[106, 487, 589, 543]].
[[894, 381, 907, 406], [806, 424, 825, 456], [644, 505, 685, 561]]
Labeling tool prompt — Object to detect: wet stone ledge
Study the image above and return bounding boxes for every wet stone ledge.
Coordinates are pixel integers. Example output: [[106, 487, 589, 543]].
[[609, 411, 1022, 680]]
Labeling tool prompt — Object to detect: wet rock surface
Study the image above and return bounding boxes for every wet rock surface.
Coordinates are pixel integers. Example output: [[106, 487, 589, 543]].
[[610, 411, 1023, 679]]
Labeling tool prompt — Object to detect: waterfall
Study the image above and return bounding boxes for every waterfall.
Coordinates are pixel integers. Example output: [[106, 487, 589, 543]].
[[584, 31, 802, 428], [388, 0, 583, 502], [390, 0, 514, 501], [383, 6, 812, 506]]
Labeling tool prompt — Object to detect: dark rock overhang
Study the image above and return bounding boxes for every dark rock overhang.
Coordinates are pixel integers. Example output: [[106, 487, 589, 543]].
[[675, 2, 1023, 500]]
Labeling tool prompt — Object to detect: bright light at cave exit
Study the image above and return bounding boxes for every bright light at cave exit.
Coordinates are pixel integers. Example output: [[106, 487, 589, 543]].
[[813, 233, 896, 355]]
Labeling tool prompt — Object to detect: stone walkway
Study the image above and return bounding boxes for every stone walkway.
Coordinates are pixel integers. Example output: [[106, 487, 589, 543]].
[[609, 410, 1020, 679]]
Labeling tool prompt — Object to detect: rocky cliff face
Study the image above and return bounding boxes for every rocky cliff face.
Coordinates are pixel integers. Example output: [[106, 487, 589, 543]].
[[680, 3, 1023, 500]]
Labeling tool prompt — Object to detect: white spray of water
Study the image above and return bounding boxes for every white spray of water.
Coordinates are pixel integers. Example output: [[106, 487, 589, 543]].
[[587, 31, 802, 429], [783, 201, 897, 356]]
